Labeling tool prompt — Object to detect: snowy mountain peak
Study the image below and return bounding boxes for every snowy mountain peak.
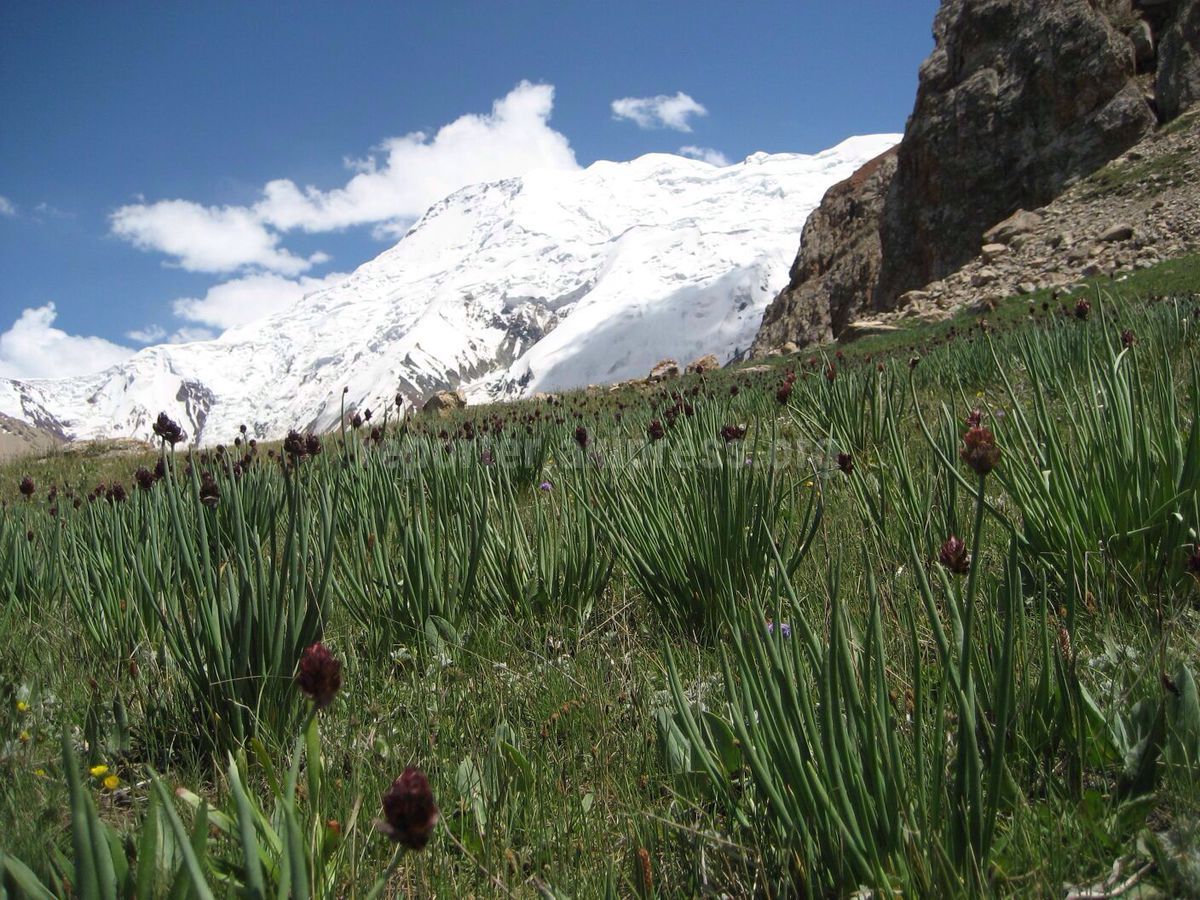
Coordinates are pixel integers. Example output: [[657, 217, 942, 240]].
[[0, 134, 900, 445]]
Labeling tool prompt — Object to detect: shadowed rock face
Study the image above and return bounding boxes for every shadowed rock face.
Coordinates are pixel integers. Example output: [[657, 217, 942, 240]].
[[875, 0, 1158, 304], [751, 148, 898, 354], [753, 0, 1200, 354], [1158, 0, 1200, 121]]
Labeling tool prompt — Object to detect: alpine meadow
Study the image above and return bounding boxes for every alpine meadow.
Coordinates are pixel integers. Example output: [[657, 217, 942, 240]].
[[2, 1, 1200, 896]]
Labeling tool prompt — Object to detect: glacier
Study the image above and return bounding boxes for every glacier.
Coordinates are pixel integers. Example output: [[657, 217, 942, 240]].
[[0, 134, 900, 445]]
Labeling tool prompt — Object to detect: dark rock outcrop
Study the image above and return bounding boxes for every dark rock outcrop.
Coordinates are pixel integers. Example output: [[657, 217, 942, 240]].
[[753, 0, 1200, 354], [1157, 0, 1200, 120], [751, 148, 897, 354], [875, 0, 1158, 304]]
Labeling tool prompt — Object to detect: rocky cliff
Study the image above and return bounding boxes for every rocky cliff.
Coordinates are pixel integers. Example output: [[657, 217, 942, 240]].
[[751, 148, 897, 352], [753, 0, 1200, 354]]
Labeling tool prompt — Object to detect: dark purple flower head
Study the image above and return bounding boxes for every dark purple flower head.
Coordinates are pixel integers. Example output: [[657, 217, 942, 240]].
[[960, 426, 1001, 476], [363, 408, 373, 422], [836, 452, 853, 475], [1121, 329, 1136, 349], [574, 426, 589, 450], [305, 433, 322, 456], [824, 364, 836, 382], [720, 423, 747, 444], [776, 382, 793, 405], [379, 766, 439, 849], [939, 536, 971, 575], [239, 423, 247, 435], [296, 642, 342, 709], [965, 408, 983, 428], [350, 413, 364, 430], [647, 419, 665, 442], [199, 472, 220, 508], [539, 480, 553, 492], [18, 476, 35, 498], [134, 467, 156, 492], [105, 483, 127, 504], [1074, 299, 1091, 321], [283, 430, 307, 460], [152, 412, 186, 446]]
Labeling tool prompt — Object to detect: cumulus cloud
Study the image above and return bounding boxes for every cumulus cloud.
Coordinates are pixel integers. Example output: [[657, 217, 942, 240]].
[[679, 145, 731, 166], [256, 81, 577, 234], [172, 271, 350, 331], [0, 304, 134, 379], [110, 81, 578, 280], [125, 324, 166, 344], [110, 200, 321, 275], [611, 92, 707, 132], [0, 195, 15, 217]]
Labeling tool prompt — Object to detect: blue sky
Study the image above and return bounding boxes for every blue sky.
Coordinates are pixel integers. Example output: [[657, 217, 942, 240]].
[[0, 0, 938, 378]]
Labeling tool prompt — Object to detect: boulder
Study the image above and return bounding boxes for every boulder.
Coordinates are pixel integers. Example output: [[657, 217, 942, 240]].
[[838, 320, 902, 343], [971, 268, 999, 287], [422, 390, 466, 414], [1099, 223, 1135, 242], [981, 242, 1011, 262], [647, 359, 680, 382], [984, 211, 1044, 246], [686, 353, 721, 374]]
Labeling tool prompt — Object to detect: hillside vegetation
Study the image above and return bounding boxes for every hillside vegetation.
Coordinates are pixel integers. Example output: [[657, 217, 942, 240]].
[[1, 285, 1199, 896]]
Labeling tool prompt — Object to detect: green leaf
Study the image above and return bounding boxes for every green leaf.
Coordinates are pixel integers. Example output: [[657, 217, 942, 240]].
[[149, 772, 216, 900], [228, 755, 266, 900], [0, 853, 56, 900]]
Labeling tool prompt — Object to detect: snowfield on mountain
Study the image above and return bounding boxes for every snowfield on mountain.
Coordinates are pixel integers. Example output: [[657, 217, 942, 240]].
[[0, 134, 898, 445]]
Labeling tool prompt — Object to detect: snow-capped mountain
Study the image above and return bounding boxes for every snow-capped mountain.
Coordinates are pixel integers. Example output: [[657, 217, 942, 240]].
[[0, 134, 899, 445]]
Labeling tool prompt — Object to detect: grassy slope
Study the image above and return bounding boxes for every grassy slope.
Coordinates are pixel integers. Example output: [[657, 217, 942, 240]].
[[0, 257, 1198, 896]]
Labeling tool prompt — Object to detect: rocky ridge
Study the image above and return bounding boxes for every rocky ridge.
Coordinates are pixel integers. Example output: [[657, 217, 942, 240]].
[[752, 0, 1200, 355], [880, 109, 1200, 325]]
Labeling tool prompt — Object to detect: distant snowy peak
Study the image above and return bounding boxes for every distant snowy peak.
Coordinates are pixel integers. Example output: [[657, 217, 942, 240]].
[[0, 134, 901, 445]]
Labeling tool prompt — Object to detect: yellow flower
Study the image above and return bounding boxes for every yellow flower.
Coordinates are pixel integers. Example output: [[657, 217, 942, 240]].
[[102, 774, 121, 791], [15, 700, 29, 714], [34, 768, 46, 778], [89, 764, 109, 778], [18, 730, 30, 743]]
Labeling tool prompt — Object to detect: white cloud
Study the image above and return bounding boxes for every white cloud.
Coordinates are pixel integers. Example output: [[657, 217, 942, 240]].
[[0, 195, 15, 217], [0, 303, 134, 379], [611, 92, 707, 132], [255, 81, 577, 234], [171, 271, 349, 331], [110, 200, 320, 275], [126, 324, 166, 344], [679, 145, 731, 166], [110, 81, 578, 278]]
